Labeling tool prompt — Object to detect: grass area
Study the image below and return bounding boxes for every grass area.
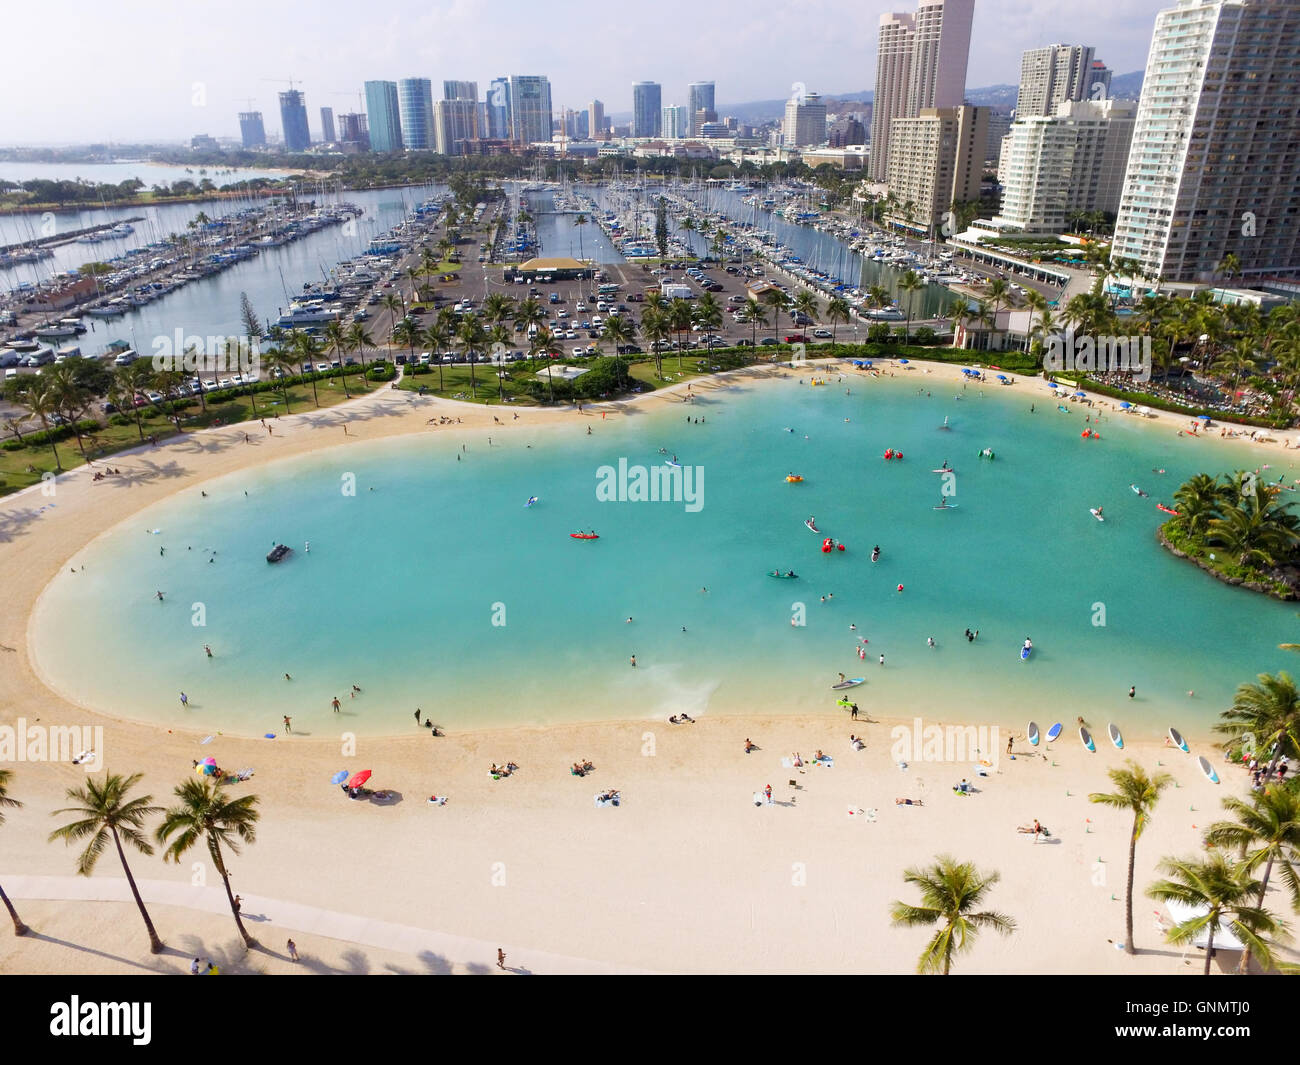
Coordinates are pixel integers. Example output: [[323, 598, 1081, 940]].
[[0, 371, 373, 496], [1161, 521, 1294, 600]]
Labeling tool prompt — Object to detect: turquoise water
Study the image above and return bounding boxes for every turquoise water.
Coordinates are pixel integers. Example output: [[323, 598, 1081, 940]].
[[31, 373, 1298, 738]]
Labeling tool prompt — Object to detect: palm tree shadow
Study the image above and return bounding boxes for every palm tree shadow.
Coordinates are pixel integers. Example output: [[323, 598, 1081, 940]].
[[418, 950, 453, 974], [23, 930, 176, 973]]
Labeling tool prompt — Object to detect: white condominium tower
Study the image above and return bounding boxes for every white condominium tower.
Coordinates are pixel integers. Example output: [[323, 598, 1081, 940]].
[[869, 0, 976, 182], [1017, 45, 1097, 117], [1111, 0, 1300, 284]]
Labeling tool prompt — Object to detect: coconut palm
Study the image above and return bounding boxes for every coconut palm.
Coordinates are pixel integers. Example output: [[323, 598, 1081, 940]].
[[1216, 253, 1242, 284], [573, 213, 588, 261], [529, 326, 561, 403], [48, 772, 164, 953], [890, 855, 1016, 974], [602, 313, 634, 380], [761, 288, 788, 345], [457, 315, 487, 398], [488, 323, 513, 401], [693, 292, 723, 350], [897, 270, 925, 346], [1147, 853, 1282, 975], [380, 292, 405, 334], [391, 318, 421, 371], [1204, 787, 1300, 971], [793, 289, 820, 333], [156, 776, 260, 949], [1212, 339, 1260, 408], [738, 301, 767, 357], [666, 298, 695, 371], [826, 295, 851, 347], [22, 376, 63, 470], [0, 769, 28, 936], [344, 321, 373, 385], [1172, 473, 1230, 537], [44, 363, 90, 457], [1215, 672, 1300, 780], [290, 330, 322, 407], [323, 320, 350, 399], [1206, 492, 1300, 569], [1089, 761, 1174, 955], [422, 315, 453, 392], [263, 347, 297, 413]]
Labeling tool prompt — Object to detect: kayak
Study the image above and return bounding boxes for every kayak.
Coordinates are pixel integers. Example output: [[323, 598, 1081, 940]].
[[931, 468, 954, 474], [786, 475, 804, 483], [1156, 504, 1179, 515], [831, 678, 865, 690], [570, 533, 599, 540], [768, 571, 799, 579]]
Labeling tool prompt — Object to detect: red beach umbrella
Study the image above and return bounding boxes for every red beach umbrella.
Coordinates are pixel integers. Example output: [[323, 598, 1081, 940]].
[[347, 770, 372, 789]]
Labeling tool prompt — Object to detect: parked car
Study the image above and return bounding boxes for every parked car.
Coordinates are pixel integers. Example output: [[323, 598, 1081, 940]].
[[812, 329, 832, 339], [784, 334, 810, 344], [761, 337, 780, 346]]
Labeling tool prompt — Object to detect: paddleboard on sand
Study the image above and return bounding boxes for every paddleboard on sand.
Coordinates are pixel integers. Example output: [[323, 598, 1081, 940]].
[[1045, 722, 1063, 743], [1027, 721, 1040, 747], [1169, 726, 1189, 753], [1108, 723, 1124, 749], [832, 678, 865, 690], [1080, 726, 1096, 752], [1198, 755, 1220, 784]]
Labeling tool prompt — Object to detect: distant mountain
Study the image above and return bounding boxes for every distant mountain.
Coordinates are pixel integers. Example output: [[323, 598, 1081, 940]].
[[607, 72, 1144, 126]]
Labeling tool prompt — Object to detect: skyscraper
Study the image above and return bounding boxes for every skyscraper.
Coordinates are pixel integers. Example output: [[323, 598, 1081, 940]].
[[783, 92, 828, 147], [487, 78, 512, 139], [661, 105, 689, 139], [869, 0, 975, 182], [632, 82, 662, 138], [398, 78, 435, 150], [1087, 61, 1113, 100], [435, 99, 479, 155], [238, 111, 266, 149], [509, 76, 552, 145], [1111, 0, 1300, 283], [687, 81, 715, 136], [338, 112, 369, 152], [588, 99, 606, 140], [443, 80, 478, 102], [364, 80, 403, 153], [1016, 45, 1096, 117], [278, 90, 310, 152], [884, 105, 987, 232], [319, 107, 336, 143]]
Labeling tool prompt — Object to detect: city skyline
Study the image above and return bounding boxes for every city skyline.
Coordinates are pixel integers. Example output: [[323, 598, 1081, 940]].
[[1, 0, 1172, 144]]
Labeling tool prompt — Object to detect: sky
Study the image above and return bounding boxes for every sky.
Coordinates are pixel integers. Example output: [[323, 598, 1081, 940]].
[[0, 0, 1172, 144]]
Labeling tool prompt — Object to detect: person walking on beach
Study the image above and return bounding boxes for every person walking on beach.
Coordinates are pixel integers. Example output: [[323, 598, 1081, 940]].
[[851, 704, 859, 720], [1128, 685, 1135, 699], [179, 692, 188, 707], [630, 654, 637, 668], [283, 716, 291, 733], [287, 939, 299, 963], [497, 948, 506, 970], [331, 696, 341, 713]]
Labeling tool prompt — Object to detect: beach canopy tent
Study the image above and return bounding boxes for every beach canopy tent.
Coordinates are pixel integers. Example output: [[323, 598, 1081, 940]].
[[1163, 898, 1245, 951]]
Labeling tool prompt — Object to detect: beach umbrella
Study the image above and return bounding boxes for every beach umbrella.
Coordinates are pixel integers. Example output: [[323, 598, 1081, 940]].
[[331, 770, 349, 785], [201, 764, 218, 776], [997, 375, 1008, 382], [202, 757, 217, 766], [347, 770, 372, 789], [1074, 391, 1086, 398], [1047, 382, 1058, 388], [1197, 414, 1210, 421], [899, 358, 909, 364], [1119, 401, 1132, 409]]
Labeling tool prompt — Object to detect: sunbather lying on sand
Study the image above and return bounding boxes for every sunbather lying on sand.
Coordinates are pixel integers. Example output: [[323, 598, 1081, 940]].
[[895, 798, 923, 806]]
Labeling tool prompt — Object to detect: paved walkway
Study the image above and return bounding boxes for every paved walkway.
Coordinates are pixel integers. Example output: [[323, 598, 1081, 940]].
[[4, 874, 651, 975]]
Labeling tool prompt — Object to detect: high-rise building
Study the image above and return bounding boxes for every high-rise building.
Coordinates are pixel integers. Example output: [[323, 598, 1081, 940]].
[[1111, 0, 1300, 283], [884, 105, 988, 232], [994, 99, 1137, 233], [238, 111, 266, 149], [398, 78, 435, 150], [687, 81, 715, 136], [338, 112, 369, 151], [319, 107, 336, 143], [985, 111, 1012, 165], [783, 92, 828, 147], [662, 105, 689, 139], [588, 99, 606, 139], [632, 81, 662, 138], [435, 98, 479, 155], [829, 115, 868, 147], [1087, 61, 1113, 100], [364, 80, 403, 152], [576, 110, 589, 138], [487, 78, 512, 139], [869, 0, 975, 181], [443, 80, 478, 102], [278, 90, 310, 152], [509, 75, 553, 144], [1017, 45, 1096, 117]]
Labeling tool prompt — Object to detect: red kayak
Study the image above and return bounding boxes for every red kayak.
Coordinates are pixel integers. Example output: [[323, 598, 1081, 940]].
[[1156, 504, 1178, 515], [570, 532, 600, 540]]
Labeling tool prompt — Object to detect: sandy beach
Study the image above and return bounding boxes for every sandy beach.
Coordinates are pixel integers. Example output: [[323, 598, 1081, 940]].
[[1, 357, 1294, 975]]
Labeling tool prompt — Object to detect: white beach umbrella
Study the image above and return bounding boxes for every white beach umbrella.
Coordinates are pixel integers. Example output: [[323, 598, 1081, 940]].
[[1163, 898, 1245, 950]]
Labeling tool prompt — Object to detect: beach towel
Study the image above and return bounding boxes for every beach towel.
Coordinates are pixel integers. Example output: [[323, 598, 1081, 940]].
[[200, 736, 214, 745], [594, 794, 620, 808], [427, 796, 448, 806], [235, 768, 254, 781], [780, 757, 794, 768], [847, 807, 878, 821], [752, 792, 764, 807], [815, 756, 834, 768]]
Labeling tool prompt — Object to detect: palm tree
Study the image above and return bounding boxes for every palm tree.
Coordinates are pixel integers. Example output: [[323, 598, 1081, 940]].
[[0, 769, 28, 936], [573, 213, 588, 261], [290, 330, 322, 407], [48, 772, 164, 953], [897, 270, 925, 346], [457, 315, 487, 398], [761, 288, 788, 345], [156, 776, 261, 950], [380, 292, 405, 336], [264, 347, 297, 413], [640, 307, 670, 379], [1172, 473, 1229, 538], [738, 301, 767, 359], [1204, 786, 1300, 972], [422, 315, 452, 392], [890, 855, 1016, 974], [1215, 672, 1300, 779], [488, 323, 512, 401], [45, 363, 90, 457], [529, 326, 561, 403], [693, 292, 723, 355], [1147, 854, 1282, 975], [22, 376, 63, 470], [667, 298, 695, 371], [1206, 492, 1300, 570], [1212, 339, 1260, 407], [826, 295, 851, 347], [602, 313, 634, 381], [1089, 761, 1173, 955], [391, 318, 421, 371], [344, 321, 373, 386], [1216, 253, 1242, 284], [323, 320, 350, 399], [793, 289, 820, 334]]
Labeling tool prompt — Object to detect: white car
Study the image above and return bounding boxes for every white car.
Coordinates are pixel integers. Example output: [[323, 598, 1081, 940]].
[[565, 330, 577, 340], [316, 363, 330, 372], [556, 310, 569, 319], [575, 304, 588, 313], [572, 346, 585, 357]]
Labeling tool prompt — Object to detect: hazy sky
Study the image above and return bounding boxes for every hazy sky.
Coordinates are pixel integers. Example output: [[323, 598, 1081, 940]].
[[2, 0, 1170, 144]]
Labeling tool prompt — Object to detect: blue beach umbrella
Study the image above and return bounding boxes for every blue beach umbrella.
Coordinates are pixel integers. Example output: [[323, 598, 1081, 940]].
[[1047, 381, 1058, 388], [997, 375, 1009, 382], [899, 358, 909, 364], [331, 770, 349, 785], [1074, 391, 1087, 398], [1197, 414, 1211, 421], [1120, 401, 1132, 409]]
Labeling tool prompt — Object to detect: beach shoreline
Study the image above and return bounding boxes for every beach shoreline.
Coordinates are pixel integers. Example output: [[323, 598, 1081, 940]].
[[2, 355, 1292, 975]]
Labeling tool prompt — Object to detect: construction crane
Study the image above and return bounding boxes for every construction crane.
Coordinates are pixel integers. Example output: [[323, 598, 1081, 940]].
[[261, 78, 301, 92], [332, 90, 365, 113]]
